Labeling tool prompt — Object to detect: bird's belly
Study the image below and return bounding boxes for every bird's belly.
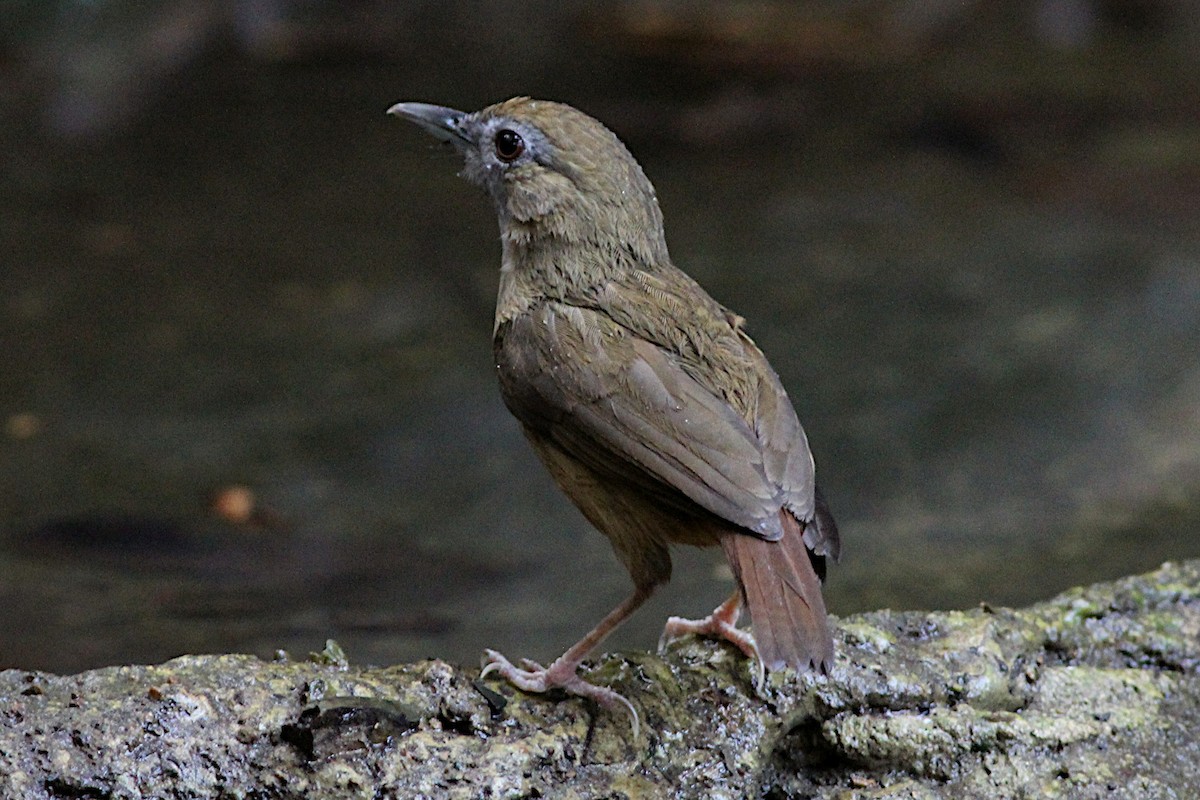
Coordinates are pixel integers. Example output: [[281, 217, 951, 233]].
[[522, 425, 725, 586]]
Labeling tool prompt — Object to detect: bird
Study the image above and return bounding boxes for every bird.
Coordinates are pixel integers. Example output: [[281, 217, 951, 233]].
[[388, 97, 840, 729]]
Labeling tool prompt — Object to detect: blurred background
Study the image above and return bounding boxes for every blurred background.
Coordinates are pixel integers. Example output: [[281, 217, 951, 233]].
[[1, 0, 1198, 674]]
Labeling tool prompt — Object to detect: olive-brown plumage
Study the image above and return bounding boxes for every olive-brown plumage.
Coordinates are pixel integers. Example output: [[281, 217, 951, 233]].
[[389, 97, 840, 726]]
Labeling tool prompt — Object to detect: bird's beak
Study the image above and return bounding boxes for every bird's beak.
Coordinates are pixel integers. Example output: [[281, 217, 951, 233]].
[[387, 102, 471, 149]]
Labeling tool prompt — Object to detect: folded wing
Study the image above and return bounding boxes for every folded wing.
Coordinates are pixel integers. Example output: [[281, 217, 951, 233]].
[[495, 298, 816, 542]]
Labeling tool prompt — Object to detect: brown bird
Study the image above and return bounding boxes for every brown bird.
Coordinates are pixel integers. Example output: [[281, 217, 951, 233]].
[[388, 97, 840, 726]]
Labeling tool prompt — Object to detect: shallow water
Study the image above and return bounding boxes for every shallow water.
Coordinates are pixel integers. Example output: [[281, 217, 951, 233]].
[[2, 40, 1198, 673]]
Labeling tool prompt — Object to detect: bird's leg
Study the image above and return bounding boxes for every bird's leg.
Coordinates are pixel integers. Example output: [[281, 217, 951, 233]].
[[481, 585, 653, 734], [659, 590, 765, 688]]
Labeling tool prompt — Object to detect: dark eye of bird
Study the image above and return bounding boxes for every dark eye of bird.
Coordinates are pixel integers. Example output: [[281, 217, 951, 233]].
[[494, 129, 525, 162]]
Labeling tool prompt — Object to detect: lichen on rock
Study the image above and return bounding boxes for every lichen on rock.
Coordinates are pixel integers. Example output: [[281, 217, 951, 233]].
[[2, 561, 1198, 798]]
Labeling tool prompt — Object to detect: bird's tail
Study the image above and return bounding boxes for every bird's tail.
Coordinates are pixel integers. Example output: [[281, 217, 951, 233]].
[[720, 509, 833, 673]]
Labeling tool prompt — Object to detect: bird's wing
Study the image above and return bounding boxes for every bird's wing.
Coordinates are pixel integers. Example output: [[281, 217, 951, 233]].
[[495, 299, 813, 541], [734, 325, 839, 559]]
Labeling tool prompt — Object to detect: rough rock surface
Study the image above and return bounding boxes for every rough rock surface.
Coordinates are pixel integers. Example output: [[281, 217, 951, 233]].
[[2, 560, 1198, 799]]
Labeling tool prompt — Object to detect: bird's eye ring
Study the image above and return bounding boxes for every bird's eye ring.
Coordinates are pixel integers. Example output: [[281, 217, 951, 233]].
[[494, 129, 525, 162]]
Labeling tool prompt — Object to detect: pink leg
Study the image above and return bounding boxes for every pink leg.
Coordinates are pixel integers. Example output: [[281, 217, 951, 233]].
[[481, 586, 653, 734], [659, 591, 765, 688]]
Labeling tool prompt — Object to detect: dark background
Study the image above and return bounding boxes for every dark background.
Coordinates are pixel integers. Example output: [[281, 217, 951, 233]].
[[2, 0, 1198, 673]]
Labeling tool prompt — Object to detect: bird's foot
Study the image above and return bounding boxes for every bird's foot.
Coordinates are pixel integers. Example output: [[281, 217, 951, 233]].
[[658, 606, 765, 690], [480, 649, 639, 735]]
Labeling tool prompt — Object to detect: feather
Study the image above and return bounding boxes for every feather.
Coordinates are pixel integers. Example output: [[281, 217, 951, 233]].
[[721, 510, 833, 673]]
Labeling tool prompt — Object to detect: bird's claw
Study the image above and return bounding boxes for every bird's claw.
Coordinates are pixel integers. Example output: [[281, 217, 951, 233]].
[[480, 648, 640, 736], [658, 613, 766, 691]]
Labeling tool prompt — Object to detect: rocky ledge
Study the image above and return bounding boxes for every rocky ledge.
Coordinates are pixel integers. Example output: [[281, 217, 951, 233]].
[[3, 560, 1198, 799]]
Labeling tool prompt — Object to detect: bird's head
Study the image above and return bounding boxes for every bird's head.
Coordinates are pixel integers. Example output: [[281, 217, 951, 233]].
[[389, 97, 668, 262]]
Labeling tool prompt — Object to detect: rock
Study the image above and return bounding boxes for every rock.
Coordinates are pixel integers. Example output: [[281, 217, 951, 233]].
[[3, 561, 1198, 799]]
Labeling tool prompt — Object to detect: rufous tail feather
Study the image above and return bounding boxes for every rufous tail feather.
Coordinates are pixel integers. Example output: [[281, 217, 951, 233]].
[[720, 509, 833, 673]]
